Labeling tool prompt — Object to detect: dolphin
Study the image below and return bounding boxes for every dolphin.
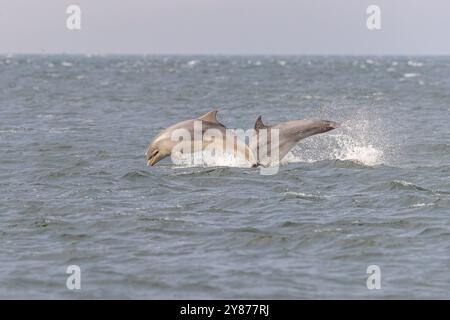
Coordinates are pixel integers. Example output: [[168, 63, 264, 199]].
[[251, 115, 340, 166], [146, 110, 256, 166]]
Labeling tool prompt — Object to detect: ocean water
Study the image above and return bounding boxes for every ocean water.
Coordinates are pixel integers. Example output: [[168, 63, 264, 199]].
[[0, 55, 449, 299]]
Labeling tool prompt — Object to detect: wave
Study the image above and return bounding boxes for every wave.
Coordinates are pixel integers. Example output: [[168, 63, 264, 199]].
[[390, 180, 429, 192], [282, 191, 325, 202], [121, 170, 151, 180]]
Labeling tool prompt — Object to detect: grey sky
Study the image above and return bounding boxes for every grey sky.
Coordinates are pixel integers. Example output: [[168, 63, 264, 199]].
[[1, 0, 449, 55]]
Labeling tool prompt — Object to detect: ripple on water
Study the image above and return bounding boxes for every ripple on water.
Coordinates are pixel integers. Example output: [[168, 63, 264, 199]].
[[121, 170, 151, 180], [172, 167, 241, 177], [281, 191, 325, 202], [332, 159, 381, 169], [390, 180, 430, 192]]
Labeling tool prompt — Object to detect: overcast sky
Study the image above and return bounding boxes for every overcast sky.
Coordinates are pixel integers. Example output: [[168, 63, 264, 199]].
[[0, 0, 449, 55]]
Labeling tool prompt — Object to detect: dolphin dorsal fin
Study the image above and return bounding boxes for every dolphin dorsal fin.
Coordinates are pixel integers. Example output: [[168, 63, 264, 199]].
[[199, 110, 220, 123], [254, 115, 269, 132]]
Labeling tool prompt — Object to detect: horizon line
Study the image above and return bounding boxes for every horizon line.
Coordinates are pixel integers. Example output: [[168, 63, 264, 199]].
[[2, 52, 450, 57]]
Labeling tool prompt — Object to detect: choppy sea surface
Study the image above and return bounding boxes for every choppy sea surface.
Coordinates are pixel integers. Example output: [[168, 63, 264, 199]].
[[0, 55, 449, 299]]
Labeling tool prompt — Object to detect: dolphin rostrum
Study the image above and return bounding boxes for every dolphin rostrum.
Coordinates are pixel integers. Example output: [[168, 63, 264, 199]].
[[251, 115, 340, 166], [146, 110, 257, 166]]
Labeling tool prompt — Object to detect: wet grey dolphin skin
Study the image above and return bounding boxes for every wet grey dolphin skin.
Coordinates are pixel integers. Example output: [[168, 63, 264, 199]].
[[146, 110, 224, 166], [252, 115, 340, 165], [145, 110, 256, 166]]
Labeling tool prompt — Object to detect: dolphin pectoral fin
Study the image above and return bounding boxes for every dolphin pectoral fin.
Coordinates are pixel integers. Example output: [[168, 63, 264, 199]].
[[203, 134, 257, 166], [201, 138, 215, 151], [220, 133, 257, 165]]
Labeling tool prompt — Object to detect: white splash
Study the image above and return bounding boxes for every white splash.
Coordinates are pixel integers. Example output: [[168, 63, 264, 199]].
[[333, 144, 384, 166], [286, 114, 388, 166], [171, 150, 253, 168]]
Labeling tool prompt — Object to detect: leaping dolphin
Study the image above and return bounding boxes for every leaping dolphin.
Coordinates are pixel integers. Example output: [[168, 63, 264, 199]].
[[251, 116, 340, 166], [146, 110, 256, 166]]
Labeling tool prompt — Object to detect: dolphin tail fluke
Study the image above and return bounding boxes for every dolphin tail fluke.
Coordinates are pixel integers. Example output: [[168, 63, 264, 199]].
[[317, 120, 340, 133]]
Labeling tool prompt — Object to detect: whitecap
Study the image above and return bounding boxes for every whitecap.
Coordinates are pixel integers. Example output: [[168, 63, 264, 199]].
[[410, 203, 427, 208], [403, 73, 419, 78], [407, 61, 423, 67], [186, 60, 199, 67], [282, 191, 324, 201]]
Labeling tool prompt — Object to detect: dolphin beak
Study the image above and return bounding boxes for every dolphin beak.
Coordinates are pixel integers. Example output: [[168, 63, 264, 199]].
[[148, 157, 157, 166], [146, 150, 160, 166]]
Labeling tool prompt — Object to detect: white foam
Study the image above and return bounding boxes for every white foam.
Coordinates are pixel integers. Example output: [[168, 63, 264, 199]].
[[407, 61, 424, 67], [186, 60, 199, 67], [283, 191, 322, 199], [403, 73, 419, 78], [392, 180, 414, 187], [171, 150, 254, 168], [286, 115, 388, 166], [410, 202, 433, 208], [334, 144, 384, 166], [247, 60, 262, 66]]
